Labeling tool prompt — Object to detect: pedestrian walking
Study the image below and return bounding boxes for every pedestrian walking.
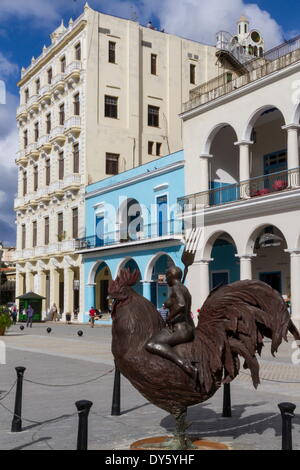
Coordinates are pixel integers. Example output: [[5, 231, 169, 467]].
[[50, 303, 58, 322], [11, 305, 18, 325], [157, 304, 169, 322], [26, 304, 34, 328]]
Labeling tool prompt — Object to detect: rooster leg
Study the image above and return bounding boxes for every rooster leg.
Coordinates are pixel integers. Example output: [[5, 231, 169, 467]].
[[164, 410, 197, 450]]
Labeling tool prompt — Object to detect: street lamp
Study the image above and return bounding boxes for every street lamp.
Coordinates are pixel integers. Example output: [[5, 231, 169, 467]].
[[0, 242, 4, 306]]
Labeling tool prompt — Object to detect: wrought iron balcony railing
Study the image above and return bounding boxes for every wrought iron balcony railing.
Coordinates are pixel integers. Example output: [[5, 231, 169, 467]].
[[76, 220, 183, 250], [178, 168, 300, 210]]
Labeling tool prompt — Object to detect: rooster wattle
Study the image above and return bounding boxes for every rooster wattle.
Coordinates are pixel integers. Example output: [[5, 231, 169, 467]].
[[109, 268, 300, 449]]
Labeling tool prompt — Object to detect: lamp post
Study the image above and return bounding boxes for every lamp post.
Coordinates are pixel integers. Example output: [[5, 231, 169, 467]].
[[0, 242, 4, 306]]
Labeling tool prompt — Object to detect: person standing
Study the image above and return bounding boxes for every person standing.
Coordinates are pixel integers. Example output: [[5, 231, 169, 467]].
[[11, 305, 18, 325], [50, 303, 58, 322], [89, 306, 96, 328], [26, 305, 34, 328]]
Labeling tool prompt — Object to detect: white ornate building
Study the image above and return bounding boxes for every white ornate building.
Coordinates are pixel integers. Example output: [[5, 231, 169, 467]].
[[14, 4, 223, 320], [180, 32, 300, 329]]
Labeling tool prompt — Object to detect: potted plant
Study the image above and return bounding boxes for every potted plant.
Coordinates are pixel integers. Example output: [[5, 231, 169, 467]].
[[0, 307, 12, 336]]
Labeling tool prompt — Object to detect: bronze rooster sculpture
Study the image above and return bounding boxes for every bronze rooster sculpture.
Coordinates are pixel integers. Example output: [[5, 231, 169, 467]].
[[109, 268, 300, 449]]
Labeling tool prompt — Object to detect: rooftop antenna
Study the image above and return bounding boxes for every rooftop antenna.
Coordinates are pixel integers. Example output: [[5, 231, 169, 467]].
[[130, 5, 138, 22]]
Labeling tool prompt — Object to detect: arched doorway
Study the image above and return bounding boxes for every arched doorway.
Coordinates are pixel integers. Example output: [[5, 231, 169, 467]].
[[208, 124, 239, 205], [251, 225, 289, 295], [209, 233, 239, 289], [95, 262, 112, 312], [149, 254, 175, 308], [119, 198, 144, 242]]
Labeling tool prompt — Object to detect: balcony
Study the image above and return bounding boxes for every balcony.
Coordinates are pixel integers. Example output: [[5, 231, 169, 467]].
[[52, 73, 66, 96], [184, 34, 300, 112], [34, 246, 47, 257], [60, 239, 79, 252], [46, 244, 61, 255], [65, 60, 81, 84], [27, 142, 39, 159], [48, 181, 64, 197], [16, 105, 27, 120], [38, 85, 51, 105], [178, 168, 300, 210], [14, 196, 26, 210], [65, 116, 81, 138], [76, 220, 183, 251], [62, 174, 82, 192], [50, 125, 66, 145], [16, 149, 28, 166], [37, 134, 52, 153], [27, 95, 39, 113]]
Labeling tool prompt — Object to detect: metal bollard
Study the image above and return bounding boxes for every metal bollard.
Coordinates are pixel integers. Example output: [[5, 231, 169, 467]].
[[75, 400, 93, 451], [278, 402, 296, 450], [222, 383, 232, 418], [111, 362, 121, 416], [11, 366, 26, 432]]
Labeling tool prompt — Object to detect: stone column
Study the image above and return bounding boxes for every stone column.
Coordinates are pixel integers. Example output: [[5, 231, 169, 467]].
[[37, 270, 47, 319], [25, 270, 34, 293], [235, 140, 253, 199], [142, 281, 152, 301], [282, 124, 300, 187], [50, 268, 60, 310], [64, 267, 74, 320], [235, 254, 257, 280], [199, 154, 213, 206], [85, 284, 96, 323], [285, 249, 300, 330], [188, 259, 213, 313]]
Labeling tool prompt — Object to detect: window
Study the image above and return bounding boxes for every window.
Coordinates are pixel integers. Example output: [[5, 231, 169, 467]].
[[33, 165, 38, 191], [75, 42, 81, 60], [72, 207, 78, 239], [35, 79, 40, 95], [45, 217, 49, 245], [108, 41, 116, 63], [151, 54, 157, 75], [58, 151, 64, 180], [45, 159, 51, 186], [23, 171, 27, 196], [106, 153, 119, 175], [190, 64, 196, 85], [74, 93, 80, 116], [32, 221, 37, 247], [73, 143, 79, 173], [46, 113, 51, 134], [148, 141, 154, 155], [47, 68, 53, 84], [59, 103, 65, 125], [105, 95, 118, 119], [60, 56, 66, 73], [34, 122, 39, 142], [23, 130, 28, 148], [148, 105, 159, 127], [156, 142, 162, 156], [22, 225, 26, 249], [24, 88, 29, 104], [57, 212, 64, 238]]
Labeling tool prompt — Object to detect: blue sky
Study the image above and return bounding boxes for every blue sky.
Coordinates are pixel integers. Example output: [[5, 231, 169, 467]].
[[0, 0, 299, 245]]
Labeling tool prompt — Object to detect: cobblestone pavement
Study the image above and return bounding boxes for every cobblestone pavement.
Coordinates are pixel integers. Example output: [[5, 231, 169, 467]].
[[0, 324, 300, 450]]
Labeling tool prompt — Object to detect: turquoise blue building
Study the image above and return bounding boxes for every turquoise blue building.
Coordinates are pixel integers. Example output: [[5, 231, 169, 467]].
[[77, 151, 186, 323]]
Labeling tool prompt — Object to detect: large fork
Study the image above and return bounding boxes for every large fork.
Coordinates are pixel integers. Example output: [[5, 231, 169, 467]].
[[181, 227, 202, 284]]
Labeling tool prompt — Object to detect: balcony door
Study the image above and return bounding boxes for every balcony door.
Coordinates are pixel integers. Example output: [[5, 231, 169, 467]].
[[95, 215, 104, 247], [157, 195, 168, 236]]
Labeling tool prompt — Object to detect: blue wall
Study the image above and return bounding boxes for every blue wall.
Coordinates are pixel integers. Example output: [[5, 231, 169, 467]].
[[209, 241, 239, 288]]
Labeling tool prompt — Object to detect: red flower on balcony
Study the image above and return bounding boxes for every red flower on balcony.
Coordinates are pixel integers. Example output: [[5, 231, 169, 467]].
[[272, 179, 288, 191]]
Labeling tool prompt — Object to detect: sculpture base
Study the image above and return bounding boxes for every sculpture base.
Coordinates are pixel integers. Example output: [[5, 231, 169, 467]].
[[130, 436, 231, 450]]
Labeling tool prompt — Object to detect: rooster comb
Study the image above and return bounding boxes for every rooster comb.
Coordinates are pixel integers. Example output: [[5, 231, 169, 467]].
[[108, 268, 140, 293]]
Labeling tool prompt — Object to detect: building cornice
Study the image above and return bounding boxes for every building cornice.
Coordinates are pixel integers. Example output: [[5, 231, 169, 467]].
[[181, 59, 300, 121], [86, 161, 185, 200], [78, 236, 183, 256], [18, 19, 87, 87]]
